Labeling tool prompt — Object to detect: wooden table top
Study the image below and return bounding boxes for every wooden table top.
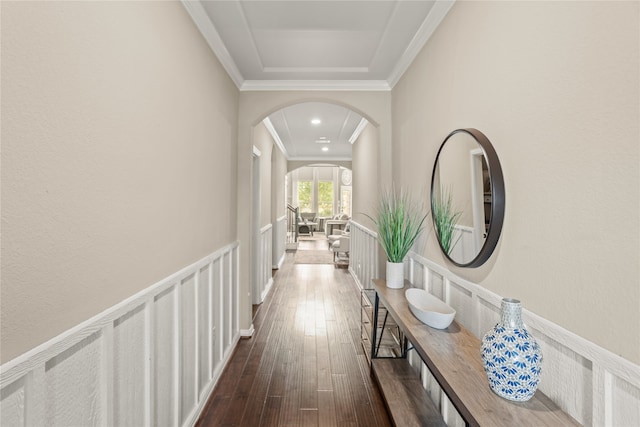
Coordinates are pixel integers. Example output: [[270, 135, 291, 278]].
[[373, 279, 580, 427]]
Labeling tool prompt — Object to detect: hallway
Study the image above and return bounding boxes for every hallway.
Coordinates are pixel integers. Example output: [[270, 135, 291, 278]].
[[196, 238, 391, 426]]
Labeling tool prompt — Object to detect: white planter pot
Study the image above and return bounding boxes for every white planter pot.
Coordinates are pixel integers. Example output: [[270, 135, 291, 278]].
[[386, 261, 405, 288]]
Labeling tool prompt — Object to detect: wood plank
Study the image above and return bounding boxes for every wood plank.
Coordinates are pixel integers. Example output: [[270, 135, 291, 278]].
[[355, 354, 392, 427], [301, 409, 319, 426], [301, 335, 318, 409], [259, 396, 281, 427], [196, 395, 230, 427], [371, 358, 446, 427], [196, 252, 392, 427], [332, 374, 357, 426], [219, 373, 254, 425], [238, 374, 270, 426], [373, 280, 580, 427], [317, 390, 337, 427], [316, 327, 332, 391]]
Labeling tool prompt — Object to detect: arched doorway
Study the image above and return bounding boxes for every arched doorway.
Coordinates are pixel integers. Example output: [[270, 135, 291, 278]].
[[236, 93, 391, 337]]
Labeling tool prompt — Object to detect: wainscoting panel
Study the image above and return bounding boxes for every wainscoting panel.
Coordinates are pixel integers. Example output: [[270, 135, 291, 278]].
[[222, 253, 232, 349], [613, 375, 640, 426], [475, 296, 499, 333], [45, 332, 103, 426], [273, 215, 286, 269], [113, 304, 146, 427], [447, 281, 473, 329], [154, 286, 178, 425], [197, 264, 211, 398], [428, 269, 445, 301], [230, 248, 239, 340], [181, 273, 197, 425], [0, 241, 241, 427], [254, 224, 274, 304], [534, 328, 593, 424], [409, 261, 425, 289], [210, 259, 222, 377], [405, 250, 640, 426], [449, 225, 476, 266], [348, 221, 640, 426]]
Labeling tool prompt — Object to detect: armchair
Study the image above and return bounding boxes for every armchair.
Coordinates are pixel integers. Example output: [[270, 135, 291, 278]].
[[331, 235, 350, 265], [324, 214, 350, 237], [328, 222, 350, 248]]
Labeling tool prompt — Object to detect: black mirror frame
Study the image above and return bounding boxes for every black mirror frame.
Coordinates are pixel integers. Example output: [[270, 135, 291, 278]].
[[430, 128, 505, 268]]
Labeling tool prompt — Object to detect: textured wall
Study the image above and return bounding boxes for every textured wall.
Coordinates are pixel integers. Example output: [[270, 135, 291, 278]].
[[392, 1, 639, 363], [351, 123, 379, 229], [1, 1, 239, 363], [272, 144, 287, 221], [253, 123, 274, 228]]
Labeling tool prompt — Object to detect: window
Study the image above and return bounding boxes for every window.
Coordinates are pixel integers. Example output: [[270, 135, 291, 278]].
[[297, 181, 312, 212], [292, 167, 349, 218], [318, 181, 334, 217]]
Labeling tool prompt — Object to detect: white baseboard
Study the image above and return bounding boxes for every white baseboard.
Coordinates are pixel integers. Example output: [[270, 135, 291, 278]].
[[240, 324, 255, 338], [273, 252, 285, 270], [261, 278, 274, 302]]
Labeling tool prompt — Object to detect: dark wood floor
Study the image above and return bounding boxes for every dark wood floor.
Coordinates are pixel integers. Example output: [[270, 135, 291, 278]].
[[196, 238, 391, 426]]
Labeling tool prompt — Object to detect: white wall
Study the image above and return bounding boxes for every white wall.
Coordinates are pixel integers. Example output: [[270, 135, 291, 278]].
[[352, 123, 379, 229], [272, 144, 287, 221], [253, 123, 274, 228], [0, 1, 239, 364], [392, 1, 639, 364], [271, 136, 288, 269]]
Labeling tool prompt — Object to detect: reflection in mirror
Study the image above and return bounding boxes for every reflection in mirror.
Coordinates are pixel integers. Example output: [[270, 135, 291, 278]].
[[431, 129, 504, 268]]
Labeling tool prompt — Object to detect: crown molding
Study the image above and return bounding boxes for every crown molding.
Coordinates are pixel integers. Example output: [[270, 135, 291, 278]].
[[240, 80, 391, 92], [181, 0, 245, 89], [184, 0, 454, 92], [262, 117, 290, 159], [349, 118, 369, 144], [387, 0, 456, 89]]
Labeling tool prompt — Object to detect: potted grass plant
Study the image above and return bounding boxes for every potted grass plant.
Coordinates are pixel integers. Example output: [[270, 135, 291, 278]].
[[432, 185, 462, 256], [367, 187, 429, 288]]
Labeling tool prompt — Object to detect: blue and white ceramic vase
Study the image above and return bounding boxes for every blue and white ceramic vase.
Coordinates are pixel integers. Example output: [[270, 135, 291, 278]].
[[481, 298, 542, 402]]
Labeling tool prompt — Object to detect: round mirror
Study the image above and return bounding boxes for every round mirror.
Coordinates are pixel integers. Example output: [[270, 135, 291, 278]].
[[430, 128, 505, 267]]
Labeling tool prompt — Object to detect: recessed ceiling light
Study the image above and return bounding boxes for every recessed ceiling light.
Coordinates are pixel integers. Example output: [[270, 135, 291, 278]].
[[315, 139, 331, 144], [322, 147, 329, 152], [311, 118, 321, 125]]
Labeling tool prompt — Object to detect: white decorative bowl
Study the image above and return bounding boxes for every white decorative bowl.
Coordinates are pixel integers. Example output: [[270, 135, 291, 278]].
[[405, 288, 456, 329]]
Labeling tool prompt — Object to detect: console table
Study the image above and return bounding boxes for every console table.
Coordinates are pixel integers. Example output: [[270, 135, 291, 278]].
[[370, 279, 580, 427]]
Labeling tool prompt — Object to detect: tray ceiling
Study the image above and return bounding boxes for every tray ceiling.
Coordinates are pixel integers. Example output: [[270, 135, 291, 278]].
[[182, 0, 454, 91], [181, 1, 454, 160]]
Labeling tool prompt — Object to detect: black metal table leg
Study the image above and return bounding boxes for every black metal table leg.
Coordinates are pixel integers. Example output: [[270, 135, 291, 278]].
[[370, 292, 379, 360]]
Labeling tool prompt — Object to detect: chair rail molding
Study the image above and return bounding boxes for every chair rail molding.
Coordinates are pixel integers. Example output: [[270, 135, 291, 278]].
[[347, 221, 640, 426], [1, 241, 241, 427]]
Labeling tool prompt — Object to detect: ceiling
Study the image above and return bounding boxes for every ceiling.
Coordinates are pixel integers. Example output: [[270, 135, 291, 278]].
[[265, 102, 366, 160], [182, 0, 454, 161]]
